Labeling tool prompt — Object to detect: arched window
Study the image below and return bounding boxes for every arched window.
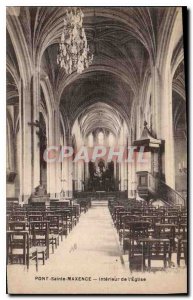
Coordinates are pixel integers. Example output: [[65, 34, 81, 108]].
[[108, 133, 114, 146], [98, 131, 104, 145], [88, 133, 93, 147]]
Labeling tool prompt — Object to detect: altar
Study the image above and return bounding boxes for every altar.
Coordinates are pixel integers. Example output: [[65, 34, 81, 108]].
[[86, 160, 116, 192]]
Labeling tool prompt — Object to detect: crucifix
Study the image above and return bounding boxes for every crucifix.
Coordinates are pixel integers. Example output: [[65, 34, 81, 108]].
[[28, 119, 40, 128]]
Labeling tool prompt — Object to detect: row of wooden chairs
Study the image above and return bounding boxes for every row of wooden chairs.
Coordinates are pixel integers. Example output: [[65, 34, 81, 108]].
[[109, 199, 187, 272], [7, 198, 91, 271]]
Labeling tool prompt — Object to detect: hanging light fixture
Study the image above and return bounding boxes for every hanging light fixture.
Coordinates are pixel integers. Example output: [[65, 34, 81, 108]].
[[57, 7, 93, 74]]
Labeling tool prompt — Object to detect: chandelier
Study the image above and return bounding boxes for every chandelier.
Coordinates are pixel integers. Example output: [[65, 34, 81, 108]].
[[57, 8, 93, 74]]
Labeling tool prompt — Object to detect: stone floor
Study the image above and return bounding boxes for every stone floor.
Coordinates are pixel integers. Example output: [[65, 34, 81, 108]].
[[7, 201, 187, 294]]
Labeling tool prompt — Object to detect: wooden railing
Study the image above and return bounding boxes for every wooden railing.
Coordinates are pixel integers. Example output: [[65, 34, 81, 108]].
[[137, 171, 186, 206], [158, 180, 186, 207]]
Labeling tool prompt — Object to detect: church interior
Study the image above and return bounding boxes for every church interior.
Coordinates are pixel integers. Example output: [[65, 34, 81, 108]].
[[6, 6, 187, 292]]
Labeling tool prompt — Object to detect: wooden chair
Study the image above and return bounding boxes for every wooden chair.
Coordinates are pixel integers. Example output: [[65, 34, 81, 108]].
[[73, 204, 81, 223], [7, 230, 38, 271], [141, 216, 161, 237], [177, 239, 187, 266], [114, 207, 125, 229], [11, 210, 26, 215], [28, 215, 43, 223], [45, 215, 61, 252], [79, 200, 89, 213], [179, 215, 187, 225], [53, 212, 68, 238], [122, 220, 149, 254], [68, 206, 79, 227], [138, 238, 171, 270], [112, 206, 124, 224], [123, 221, 150, 271], [154, 223, 176, 252], [160, 216, 179, 225], [61, 209, 73, 233], [45, 210, 68, 237], [10, 214, 27, 222], [176, 224, 187, 266], [29, 221, 49, 264], [8, 221, 27, 231], [118, 212, 131, 242], [53, 210, 70, 237], [54, 209, 74, 231]]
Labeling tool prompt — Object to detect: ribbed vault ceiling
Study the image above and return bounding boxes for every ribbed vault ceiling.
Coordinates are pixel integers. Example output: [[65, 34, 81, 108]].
[[59, 70, 133, 129], [6, 7, 183, 137], [53, 7, 153, 133], [77, 102, 123, 138]]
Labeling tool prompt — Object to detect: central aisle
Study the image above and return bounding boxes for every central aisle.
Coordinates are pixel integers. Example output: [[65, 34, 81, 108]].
[[44, 200, 125, 275]]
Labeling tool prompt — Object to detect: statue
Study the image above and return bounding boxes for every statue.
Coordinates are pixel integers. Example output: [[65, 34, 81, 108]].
[[29, 183, 50, 205], [32, 184, 47, 196]]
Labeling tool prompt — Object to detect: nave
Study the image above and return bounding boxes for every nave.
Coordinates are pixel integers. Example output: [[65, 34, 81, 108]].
[[6, 6, 187, 294]]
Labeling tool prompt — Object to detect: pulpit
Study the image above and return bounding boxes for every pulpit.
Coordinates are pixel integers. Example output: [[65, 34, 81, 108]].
[[136, 171, 158, 202], [133, 122, 163, 203]]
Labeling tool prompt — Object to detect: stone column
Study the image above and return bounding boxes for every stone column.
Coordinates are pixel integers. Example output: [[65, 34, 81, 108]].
[[160, 65, 175, 188], [66, 134, 73, 197], [77, 161, 83, 191], [151, 66, 161, 138], [47, 110, 57, 197], [84, 162, 89, 189], [150, 64, 175, 188], [120, 162, 125, 191], [19, 79, 33, 203], [47, 107, 63, 198], [127, 144, 137, 199], [54, 107, 62, 196], [127, 163, 132, 198], [31, 72, 40, 189], [63, 143, 69, 195]]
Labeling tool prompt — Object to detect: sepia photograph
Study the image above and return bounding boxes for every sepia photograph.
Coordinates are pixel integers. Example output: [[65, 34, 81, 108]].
[[6, 5, 188, 294]]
